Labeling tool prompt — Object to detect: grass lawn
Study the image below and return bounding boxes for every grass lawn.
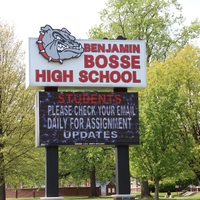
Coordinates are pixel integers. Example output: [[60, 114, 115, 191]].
[[151, 191, 200, 200], [6, 192, 200, 200], [7, 197, 112, 200]]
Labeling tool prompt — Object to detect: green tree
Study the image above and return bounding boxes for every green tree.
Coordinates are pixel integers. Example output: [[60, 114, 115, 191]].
[[131, 84, 190, 200], [0, 21, 44, 200], [87, 0, 199, 198], [158, 45, 200, 185], [130, 45, 200, 200], [59, 147, 115, 197], [88, 0, 200, 63], [88, 1, 200, 197]]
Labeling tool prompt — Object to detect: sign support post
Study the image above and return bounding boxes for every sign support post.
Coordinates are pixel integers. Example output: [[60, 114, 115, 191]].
[[113, 86, 136, 200], [40, 87, 63, 200], [115, 144, 130, 194], [114, 87, 130, 194], [45, 146, 58, 197], [112, 34, 135, 200]]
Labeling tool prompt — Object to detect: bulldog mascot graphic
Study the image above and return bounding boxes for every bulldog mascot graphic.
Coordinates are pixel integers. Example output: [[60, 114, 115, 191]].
[[36, 25, 84, 64]]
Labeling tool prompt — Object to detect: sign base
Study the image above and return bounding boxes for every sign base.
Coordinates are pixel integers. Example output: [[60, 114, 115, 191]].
[[111, 194, 136, 200]]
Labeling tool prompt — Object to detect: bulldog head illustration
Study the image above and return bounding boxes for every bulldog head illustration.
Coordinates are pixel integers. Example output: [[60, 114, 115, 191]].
[[36, 25, 84, 64]]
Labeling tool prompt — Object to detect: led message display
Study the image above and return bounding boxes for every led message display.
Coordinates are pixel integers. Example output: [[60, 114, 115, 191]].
[[35, 92, 139, 146]]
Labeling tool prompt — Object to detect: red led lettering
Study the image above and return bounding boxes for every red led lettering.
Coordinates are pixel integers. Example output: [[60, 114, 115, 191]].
[[74, 95, 82, 104], [98, 94, 106, 103], [107, 94, 114, 103], [66, 94, 73, 103], [115, 94, 122, 104], [58, 94, 65, 104], [83, 94, 90, 104], [91, 94, 98, 104]]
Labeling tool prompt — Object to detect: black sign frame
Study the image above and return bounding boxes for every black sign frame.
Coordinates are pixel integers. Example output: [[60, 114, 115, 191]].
[[35, 92, 139, 146]]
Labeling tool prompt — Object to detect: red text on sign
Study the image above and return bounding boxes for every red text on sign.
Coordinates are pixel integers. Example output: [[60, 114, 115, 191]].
[[58, 93, 122, 104], [84, 55, 140, 69], [35, 70, 73, 82], [84, 43, 140, 53], [79, 70, 141, 83]]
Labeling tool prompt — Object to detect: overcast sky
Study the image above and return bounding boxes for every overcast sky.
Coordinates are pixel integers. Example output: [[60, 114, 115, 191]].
[[0, 0, 199, 44]]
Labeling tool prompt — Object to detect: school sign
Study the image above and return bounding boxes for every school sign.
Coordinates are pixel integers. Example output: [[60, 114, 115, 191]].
[[27, 25, 146, 146], [27, 25, 146, 90]]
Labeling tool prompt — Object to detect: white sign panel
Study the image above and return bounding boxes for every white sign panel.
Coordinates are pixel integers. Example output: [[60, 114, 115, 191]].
[[27, 25, 146, 90]]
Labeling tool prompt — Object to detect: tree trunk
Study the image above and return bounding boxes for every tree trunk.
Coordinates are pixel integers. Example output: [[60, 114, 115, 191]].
[[140, 178, 153, 199], [0, 151, 5, 200], [194, 172, 200, 186], [154, 178, 160, 200], [0, 81, 4, 200], [0, 181, 5, 200], [89, 166, 98, 197], [197, 175, 200, 186]]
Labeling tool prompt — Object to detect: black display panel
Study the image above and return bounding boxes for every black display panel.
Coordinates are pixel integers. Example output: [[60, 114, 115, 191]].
[[35, 92, 139, 146]]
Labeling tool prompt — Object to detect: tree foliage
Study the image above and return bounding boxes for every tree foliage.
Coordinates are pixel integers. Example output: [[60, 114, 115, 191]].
[[88, 0, 200, 63], [0, 21, 44, 200], [163, 45, 200, 184], [130, 44, 200, 200], [88, 1, 200, 197], [59, 147, 115, 197]]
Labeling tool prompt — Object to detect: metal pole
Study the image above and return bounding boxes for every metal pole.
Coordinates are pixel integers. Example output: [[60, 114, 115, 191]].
[[114, 87, 130, 194], [44, 87, 58, 197]]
